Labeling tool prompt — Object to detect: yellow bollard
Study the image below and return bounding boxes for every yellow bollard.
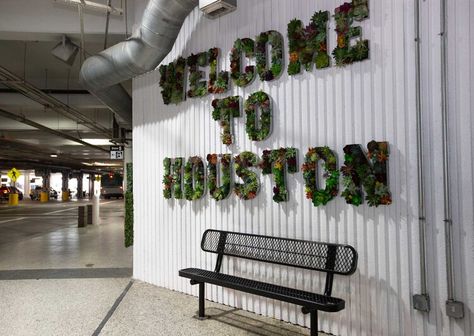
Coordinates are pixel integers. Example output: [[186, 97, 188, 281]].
[[62, 191, 69, 201], [8, 193, 19, 206], [40, 191, 49, 203]]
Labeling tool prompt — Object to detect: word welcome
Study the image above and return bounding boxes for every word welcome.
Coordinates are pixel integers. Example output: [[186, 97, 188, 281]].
[[163, 141, 392, 207], [158, 0, 370, 105]]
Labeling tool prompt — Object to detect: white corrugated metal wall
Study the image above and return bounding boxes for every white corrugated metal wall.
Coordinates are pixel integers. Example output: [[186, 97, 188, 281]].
[[132, 0, 473, 335]]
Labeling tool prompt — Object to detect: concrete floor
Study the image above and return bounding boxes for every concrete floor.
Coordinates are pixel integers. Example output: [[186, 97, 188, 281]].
[[0, 200, 317, 336]]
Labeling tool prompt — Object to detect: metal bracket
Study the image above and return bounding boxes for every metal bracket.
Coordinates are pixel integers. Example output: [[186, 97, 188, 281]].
[[446, 300, 464, 319], [413, 294, 430, 312]]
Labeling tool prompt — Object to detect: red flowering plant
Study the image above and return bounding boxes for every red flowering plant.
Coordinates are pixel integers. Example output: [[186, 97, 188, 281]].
[[261, 148, 298, 203], [333, 0, 369, 66], [159, 57, 186, 105], [341, 141, 391, 207], [234, 152, 260, 200], [256, 31, 283, 81], [230, 38, 256, 87], [208, 48, 229, 94], [287, 11, 331, 75], [302, 147, 339, 207], [211, 96, 240, 145]]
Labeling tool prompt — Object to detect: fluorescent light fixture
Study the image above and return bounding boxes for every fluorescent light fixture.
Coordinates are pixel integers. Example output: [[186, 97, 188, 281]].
[[50, 154, 58, 158], [82, 139, 111, 146], [82, 162, 123, 167]]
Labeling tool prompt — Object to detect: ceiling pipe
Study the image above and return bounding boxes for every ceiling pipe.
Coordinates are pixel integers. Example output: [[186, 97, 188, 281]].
[[0, 108, 108, 153], [79, 0, 198, 127], [0, 66, 112, 138]]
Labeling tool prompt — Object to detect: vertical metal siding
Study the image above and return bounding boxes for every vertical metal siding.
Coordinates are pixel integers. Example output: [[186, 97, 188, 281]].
[[132, 0, 473, 335]]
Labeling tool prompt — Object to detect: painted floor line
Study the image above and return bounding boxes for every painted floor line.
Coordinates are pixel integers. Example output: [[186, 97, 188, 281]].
[[44, 207, 80, 215], [92, 280, 134, 336], [0, 217, 26, 224]]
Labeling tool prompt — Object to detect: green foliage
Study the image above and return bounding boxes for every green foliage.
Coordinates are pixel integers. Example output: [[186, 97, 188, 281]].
[[287, 11, 330, 76], [234, 152, 260, 200], [172, 158, 183, 199], [230, 38, 256, 87], [184, 156, 206, 201], [124, 162, 133, 248], [245, 91, 272, 141], [340, 141, 392, 207], [163, 158, 183, 199], [332, 1, 370, 67], [207, 154, 232, 201], [261, 148, 298, 203], [211, 96, 240, 145], [187, 52, 209, 98], [158, 57, 186, 105], [208, 48, 230, 94], [256, 31, 283, 81], [163, 158, 172, 199], [302, 147, 340, 207]]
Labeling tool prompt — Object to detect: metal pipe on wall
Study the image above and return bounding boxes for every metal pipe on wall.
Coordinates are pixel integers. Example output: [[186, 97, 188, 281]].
[[412, 0, 430, 313], [440, 0, 464, 319]]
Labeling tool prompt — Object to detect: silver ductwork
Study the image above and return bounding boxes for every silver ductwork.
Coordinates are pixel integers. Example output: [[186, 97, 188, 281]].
[[79, 0, 198, 127]]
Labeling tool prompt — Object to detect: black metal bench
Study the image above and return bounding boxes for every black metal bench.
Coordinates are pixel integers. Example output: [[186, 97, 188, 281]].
[[179, 229, 358, 336]]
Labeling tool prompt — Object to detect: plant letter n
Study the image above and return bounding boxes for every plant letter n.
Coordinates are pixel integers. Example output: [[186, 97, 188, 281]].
[[341, 141, 392, 207]]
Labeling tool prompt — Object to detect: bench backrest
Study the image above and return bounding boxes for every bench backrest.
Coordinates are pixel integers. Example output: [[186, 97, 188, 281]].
[[201, 229, 358, 276]]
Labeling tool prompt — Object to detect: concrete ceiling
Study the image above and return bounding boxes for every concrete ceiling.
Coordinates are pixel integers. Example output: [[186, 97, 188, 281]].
[[0, 0, 146, 172]]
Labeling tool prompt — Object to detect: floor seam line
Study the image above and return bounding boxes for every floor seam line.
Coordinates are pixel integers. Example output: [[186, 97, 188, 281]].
[[91, 279, 134, 336]]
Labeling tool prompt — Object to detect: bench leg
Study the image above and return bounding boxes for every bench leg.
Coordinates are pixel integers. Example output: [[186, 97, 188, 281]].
[[198, 282, 205, 319], [310, 310, 318, 336]]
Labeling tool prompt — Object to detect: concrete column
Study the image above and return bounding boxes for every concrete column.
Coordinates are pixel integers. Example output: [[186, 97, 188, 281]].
[[88, 174, 94, 199], [40, 171, 50, 203], [42, 173, 50, 190], [77, 174, 84, 200], [61, 171, 70, 201], [23, 170, 31, 197]]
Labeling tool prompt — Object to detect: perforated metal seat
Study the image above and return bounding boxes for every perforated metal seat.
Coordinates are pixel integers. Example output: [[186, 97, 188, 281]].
[[179, 230, 358, 336], [179, 268, 345, 312]]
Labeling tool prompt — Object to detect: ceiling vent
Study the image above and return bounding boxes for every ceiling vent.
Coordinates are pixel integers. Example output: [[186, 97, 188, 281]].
[[199, 0, 236, 19], [51, 36, 78, 66]]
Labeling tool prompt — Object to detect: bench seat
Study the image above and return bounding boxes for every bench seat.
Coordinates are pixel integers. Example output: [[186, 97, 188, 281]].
[[179, 230, 357, 336], [179, 267, 345, 312]]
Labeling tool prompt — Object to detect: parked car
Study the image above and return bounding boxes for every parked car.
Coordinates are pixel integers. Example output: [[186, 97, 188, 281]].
[[30, 186, 42, 200], [0, 186, 24, 201], [49, 188, 58, 199], [101, 185, 124, 199], [30, 186, 58, 200]]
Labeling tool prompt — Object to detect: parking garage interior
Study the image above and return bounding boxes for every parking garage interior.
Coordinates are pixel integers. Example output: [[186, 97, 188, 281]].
[[1, 1, 474, 336]]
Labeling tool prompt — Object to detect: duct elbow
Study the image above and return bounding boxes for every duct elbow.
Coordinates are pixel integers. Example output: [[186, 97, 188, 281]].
[[79, 0, 199, 128]]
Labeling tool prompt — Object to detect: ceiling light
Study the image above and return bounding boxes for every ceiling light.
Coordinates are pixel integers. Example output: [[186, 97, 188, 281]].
[[83, 139, 111, 146], [50, 154, 58, 158]]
